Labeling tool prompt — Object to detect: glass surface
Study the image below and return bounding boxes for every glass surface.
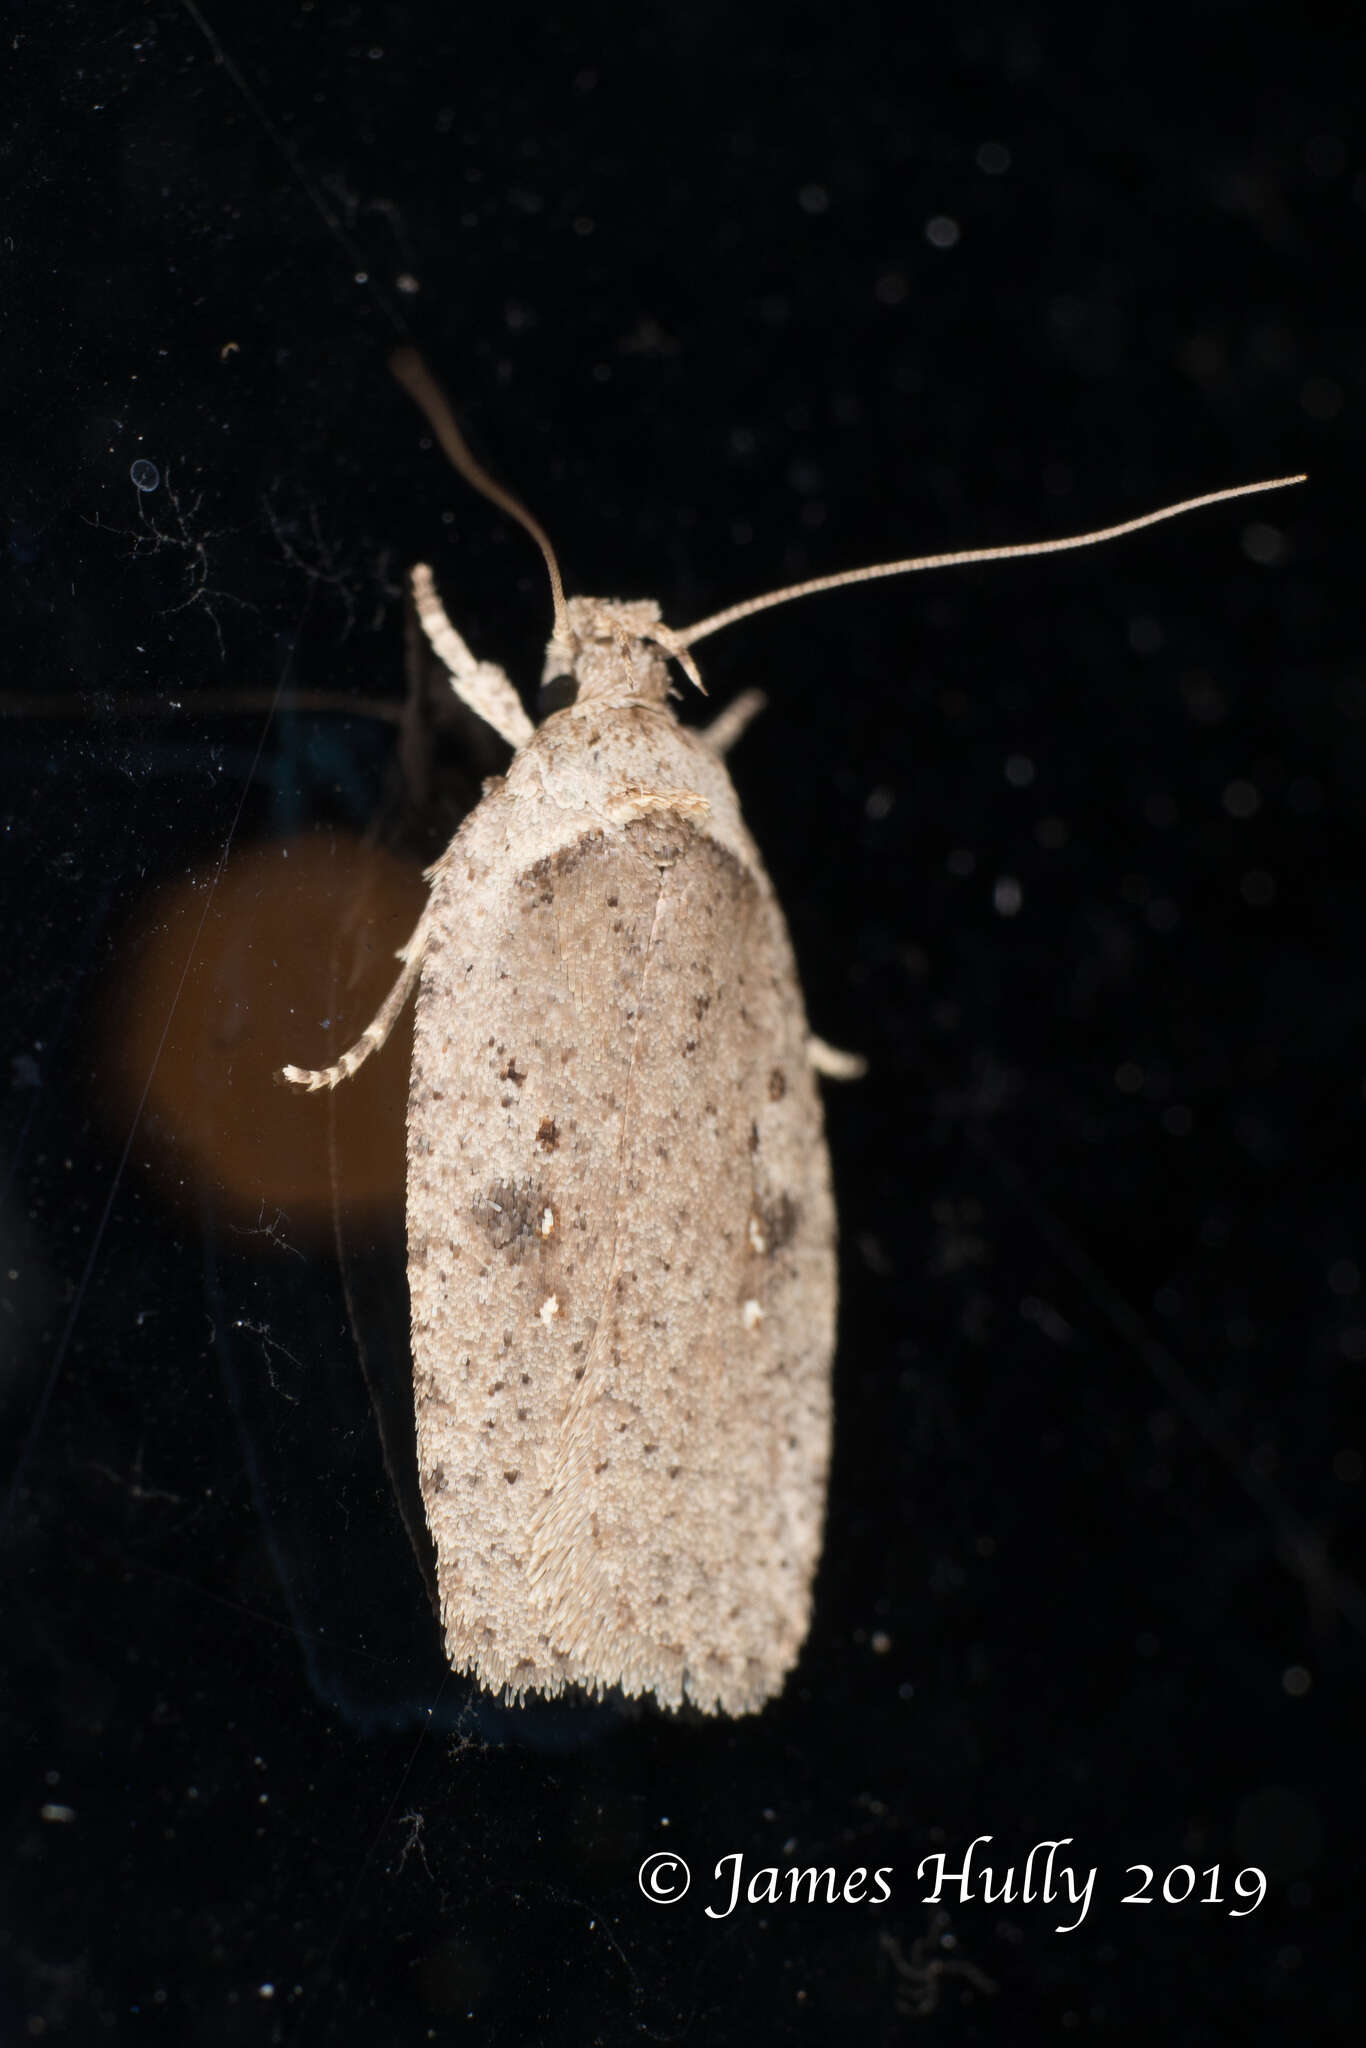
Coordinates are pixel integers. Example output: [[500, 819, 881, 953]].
[[3, 5, 1359, 2040]]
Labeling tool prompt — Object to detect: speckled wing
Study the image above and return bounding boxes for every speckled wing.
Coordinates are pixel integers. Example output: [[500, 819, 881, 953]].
[[406, 765, 835, 1716]]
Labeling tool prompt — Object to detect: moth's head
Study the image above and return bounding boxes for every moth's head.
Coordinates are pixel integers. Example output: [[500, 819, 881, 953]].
[[387, 352, 705, 721], [540, 596, 683, 715]]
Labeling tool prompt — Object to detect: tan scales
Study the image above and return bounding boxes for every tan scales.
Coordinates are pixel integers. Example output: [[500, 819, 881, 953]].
[[406, 620, 834, 1714]]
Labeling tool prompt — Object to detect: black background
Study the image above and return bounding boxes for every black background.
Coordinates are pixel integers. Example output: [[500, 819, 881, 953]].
[[3, 1, 1362, 2041]]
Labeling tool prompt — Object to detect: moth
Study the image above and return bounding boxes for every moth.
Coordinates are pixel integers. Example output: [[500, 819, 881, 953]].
[[284, 348, 1300, 1716]]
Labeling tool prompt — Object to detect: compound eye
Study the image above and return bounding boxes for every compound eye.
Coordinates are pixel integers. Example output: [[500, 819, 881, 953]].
[[538, 673, 579, 717]]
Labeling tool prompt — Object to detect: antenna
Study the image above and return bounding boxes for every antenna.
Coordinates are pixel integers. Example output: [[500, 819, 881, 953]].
[[675, 476, 1307, 649], [389, 346, 570, 642]]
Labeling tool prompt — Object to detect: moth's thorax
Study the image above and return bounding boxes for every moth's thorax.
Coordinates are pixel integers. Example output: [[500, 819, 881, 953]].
[[542, 594, 675, 710]]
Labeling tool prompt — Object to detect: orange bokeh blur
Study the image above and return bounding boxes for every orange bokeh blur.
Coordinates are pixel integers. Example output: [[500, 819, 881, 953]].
[[98, 830, 429, 1245]]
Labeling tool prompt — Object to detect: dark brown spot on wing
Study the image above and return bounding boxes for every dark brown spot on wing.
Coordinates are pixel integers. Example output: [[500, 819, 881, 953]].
[[757, 1191, 798, 1256], [473, 1178, 554, 1260]]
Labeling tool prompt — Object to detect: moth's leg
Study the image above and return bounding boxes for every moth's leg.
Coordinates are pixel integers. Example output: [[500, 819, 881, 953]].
[[411, 563, 535, 750], [281, 901, 434, 1093], [808, 1034, 867, 1082], [700, 688, 766, 757]]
